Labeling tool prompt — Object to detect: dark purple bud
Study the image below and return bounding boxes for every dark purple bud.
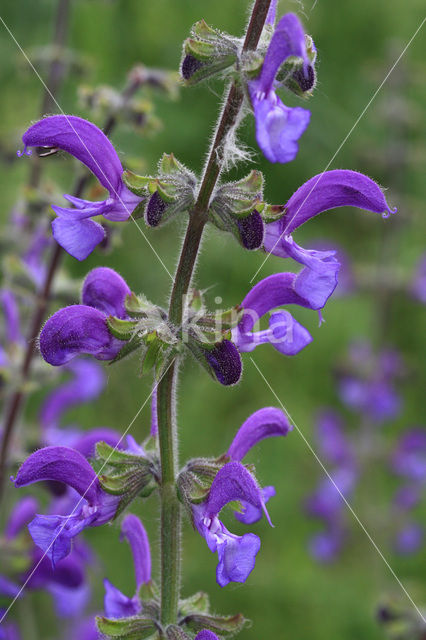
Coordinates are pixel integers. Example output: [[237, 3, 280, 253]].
[[205, 340, 242, 386], [39, 305, 122, 366], [82, 267, 131, 318], [146, 191, 167, 227], [291, 64, 316, 92], [181, 55, 205, 81], [237, 210, 264, 250]]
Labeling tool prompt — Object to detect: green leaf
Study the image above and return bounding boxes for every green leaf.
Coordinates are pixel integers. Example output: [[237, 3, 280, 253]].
[[109, 334, 145, 364], [96, 441, 149, 465], [179, 591, 210, 616], [166, 626, 191, 640], [185, 38, 216, 61], [96, 615, 157, 639], [122, 170, 152, 196], [159, 152, 184, 174], [107, 316, 139, 340], [261, 203, 286, 223], [192, 19, 217, 40], [231, 170, 264, 195], [182, 612, 249, 636]]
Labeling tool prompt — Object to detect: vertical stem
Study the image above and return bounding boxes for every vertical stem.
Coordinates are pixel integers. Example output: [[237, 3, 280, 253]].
[[29, 0, 71, 189], [156, 0, 271, 630]]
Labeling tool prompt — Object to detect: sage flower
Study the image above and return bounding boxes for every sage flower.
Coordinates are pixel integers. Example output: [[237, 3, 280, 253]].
[[192, 461, 271, 587], [13, 446, 119, 566], [264, 170, 396, 307], [20, 115, 143, 260], [39, 267, 130, 366], [227, 407, 292, 523], [104, 514, 151, 619], [248, 13, 311, 163], [232, 272, 318, 356]]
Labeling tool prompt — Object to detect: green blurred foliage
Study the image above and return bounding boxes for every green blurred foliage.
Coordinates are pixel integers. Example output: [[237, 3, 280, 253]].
[[0, 0, 425, 638]]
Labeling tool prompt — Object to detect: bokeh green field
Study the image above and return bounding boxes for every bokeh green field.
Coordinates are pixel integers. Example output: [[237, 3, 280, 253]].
[[1, 0, 425, 638]]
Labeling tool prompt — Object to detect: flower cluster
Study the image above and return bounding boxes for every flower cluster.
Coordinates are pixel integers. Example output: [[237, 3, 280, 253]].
[[306, 341, 424, 562], [2, 4, 406, 639]]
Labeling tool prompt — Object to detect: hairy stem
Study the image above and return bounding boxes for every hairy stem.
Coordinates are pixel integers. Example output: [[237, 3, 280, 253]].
[[156, 0, 271, 630]]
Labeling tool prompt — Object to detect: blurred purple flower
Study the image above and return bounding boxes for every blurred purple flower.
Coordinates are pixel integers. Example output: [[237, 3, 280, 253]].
[[394, 523, 423, 555], [1, 497, 91, 620], [392, 430, 426, 484], [248, 13, 311, 163], [411, 254, 426, 304], [0, 290, 22, 345], [20, 116, 143, 260], [40, 359, 105, 429], [103, 514, 151, 619]]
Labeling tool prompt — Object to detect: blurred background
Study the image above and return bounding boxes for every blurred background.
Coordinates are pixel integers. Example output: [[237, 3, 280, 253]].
[[0, 0, 425, 638]]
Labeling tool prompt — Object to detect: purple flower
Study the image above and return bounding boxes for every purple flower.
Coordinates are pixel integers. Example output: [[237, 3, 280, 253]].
[[40, 359, 105, 429], [248, 13, 311, 163], [395, 523, 423, 555], [195, 633, 220, 640], [339, 376, 401, 423], [227, 407, 291, 524], [0, 290, 22, 344], [39, 267, 130, 366], [13, 446, 119, 566], [232, 272, 318, 356], [23, 225, 52, 287], [315, 410, 354, 467], [103, 514, 151, 619], [1, 497, 91, 619], [411, 254, 426, 304], [392, 430, 426, 484], [264, 170, 396, 307], [192, 461, 271, 587], [20, 116, 143, 260], [308, 526, 344, 563], [306, 467, 356, 522]]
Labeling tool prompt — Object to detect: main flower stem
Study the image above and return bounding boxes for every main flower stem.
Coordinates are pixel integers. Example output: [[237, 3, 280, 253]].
[[156, 0, 271, 629]]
